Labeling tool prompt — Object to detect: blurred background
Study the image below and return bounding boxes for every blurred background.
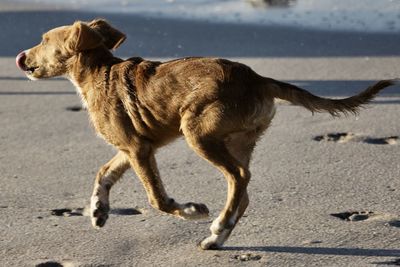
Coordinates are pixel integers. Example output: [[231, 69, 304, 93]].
[[4, 0, 400, 33], [1, 0, 400, 58]]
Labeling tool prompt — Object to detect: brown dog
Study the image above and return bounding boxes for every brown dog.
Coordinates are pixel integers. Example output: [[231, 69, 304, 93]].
[[16, 19, 396, 250]]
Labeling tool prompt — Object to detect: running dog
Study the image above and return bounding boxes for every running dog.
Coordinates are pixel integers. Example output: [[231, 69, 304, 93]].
[[16, 19, 396, 249]]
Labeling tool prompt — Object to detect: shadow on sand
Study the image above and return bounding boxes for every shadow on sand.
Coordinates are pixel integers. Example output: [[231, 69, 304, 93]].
[[223, 246, 400, 257]]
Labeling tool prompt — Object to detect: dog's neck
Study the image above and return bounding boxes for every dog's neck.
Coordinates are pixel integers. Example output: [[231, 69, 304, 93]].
[[67, 48, 122, 107]]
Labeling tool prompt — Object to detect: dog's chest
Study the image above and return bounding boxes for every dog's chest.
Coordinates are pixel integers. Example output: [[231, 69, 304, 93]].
[[87, 97, 134, 148], [87, 109, 121, 146]]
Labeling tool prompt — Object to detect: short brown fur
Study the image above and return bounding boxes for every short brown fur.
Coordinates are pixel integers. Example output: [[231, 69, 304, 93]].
[[17, 19, 396, 250]]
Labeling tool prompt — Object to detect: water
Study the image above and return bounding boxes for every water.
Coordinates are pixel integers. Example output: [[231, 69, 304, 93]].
[[11, 0, 400, 32]]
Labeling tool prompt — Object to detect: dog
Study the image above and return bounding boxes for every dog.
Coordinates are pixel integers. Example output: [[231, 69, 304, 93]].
[[16, 19, 396, 250]]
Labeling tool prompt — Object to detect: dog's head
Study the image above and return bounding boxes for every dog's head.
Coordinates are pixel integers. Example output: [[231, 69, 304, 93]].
[[16, 19, 126, 80]]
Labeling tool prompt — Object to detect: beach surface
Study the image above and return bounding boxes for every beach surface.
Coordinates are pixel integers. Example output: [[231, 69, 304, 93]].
[[1, 1, 400, 266]]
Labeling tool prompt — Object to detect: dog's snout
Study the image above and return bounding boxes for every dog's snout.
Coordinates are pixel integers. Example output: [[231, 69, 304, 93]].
[[16, 51, 27, 71]]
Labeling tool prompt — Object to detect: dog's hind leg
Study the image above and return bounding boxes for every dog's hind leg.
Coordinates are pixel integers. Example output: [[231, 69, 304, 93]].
[[182, 126, 255, 249], [91, 151, 130, 228], [127, 139, 209, 220], [220, 130, 258, 235], [180, 95, 267, 248]]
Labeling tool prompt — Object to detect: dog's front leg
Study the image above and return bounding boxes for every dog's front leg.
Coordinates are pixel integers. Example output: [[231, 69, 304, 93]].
[[90, 151, 130, 228], [127, 141, 209, 220]]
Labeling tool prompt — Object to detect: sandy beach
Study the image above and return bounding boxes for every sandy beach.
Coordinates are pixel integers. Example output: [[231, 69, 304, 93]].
[[1, 1, 400, 266]]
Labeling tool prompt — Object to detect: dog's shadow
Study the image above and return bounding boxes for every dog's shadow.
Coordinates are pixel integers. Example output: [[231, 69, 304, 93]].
[[222, 246, 400, 257]]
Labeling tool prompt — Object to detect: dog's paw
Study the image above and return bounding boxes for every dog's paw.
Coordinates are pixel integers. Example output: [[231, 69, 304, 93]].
[[175, 202, 209, 220], [90, 196, 110, 229], [198, 236, 222, 250], [198, 226, 232, 250]]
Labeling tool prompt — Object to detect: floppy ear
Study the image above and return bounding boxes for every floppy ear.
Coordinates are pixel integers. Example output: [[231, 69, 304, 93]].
[[69, 21, 103, 52], [88, 19, 126, 50]]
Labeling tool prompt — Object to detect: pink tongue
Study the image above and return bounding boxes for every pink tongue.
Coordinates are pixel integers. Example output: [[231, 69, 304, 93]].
[[16, 52, 27, 71]]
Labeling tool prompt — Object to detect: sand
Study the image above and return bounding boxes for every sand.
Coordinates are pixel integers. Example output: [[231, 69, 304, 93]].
[[1, 2, 400, 266]]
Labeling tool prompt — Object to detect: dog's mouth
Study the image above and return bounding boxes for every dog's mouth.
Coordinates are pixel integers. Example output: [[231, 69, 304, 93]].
[[16, 51, 39, 75]]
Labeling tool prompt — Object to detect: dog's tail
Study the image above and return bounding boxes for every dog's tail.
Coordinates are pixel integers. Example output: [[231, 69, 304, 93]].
[[265, 78, 397, 116]]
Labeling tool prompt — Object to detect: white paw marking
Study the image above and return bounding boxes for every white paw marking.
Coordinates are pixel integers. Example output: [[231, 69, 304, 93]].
[[175, 202, 209, 220], [182, 205, 199, 216], [90, 184, 110, 228], [200, 229, 231, 250]]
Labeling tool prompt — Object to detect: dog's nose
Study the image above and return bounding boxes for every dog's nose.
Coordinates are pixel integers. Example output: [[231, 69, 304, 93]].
[[16, 51, 27, 71]]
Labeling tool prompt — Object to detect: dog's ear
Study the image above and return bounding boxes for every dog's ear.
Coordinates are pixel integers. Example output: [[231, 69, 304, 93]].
[[88, 19, 126, 50], [69, 21, 104, 52]]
